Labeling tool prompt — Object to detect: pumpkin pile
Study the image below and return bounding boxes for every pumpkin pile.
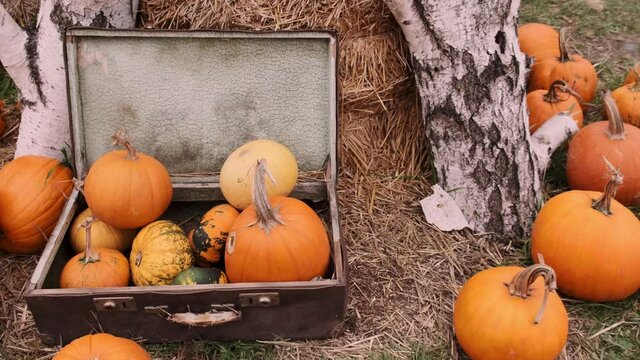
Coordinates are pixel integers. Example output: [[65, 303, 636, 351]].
[[452, 24, 640, 360], [48, 132, 331, 289]]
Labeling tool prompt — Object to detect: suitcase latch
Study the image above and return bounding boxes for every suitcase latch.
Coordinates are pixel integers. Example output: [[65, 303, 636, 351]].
[[93, 297, 137, 311], [238, 292, 279, 307]]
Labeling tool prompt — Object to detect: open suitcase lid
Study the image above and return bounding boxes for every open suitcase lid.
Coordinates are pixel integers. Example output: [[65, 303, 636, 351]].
[[64, 28, 338, 182]]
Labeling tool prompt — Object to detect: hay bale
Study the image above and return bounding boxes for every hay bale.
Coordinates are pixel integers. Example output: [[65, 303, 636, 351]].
[[0, 0, 39, 28]]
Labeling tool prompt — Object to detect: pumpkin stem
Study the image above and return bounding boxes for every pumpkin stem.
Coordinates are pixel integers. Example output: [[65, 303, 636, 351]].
[[603, 90, 625, 140], [542, 79, 582, 103], [592, 158, 623, 215], [251, 159, 285, 234], [80, 217, 100, 264], [631, 62, 640, 92], [112, 129, 139, 160], [558, 28, 570, 63], [508, 255, 558, 325]]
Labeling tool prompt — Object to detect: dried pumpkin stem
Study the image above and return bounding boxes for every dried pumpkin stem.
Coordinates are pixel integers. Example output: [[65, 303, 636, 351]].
[[112, 129, 139, 160], [631, 62, 640, 92], [508, 261, 558, 325], [80, 217, 100, 263], [558, 28, 570, 63], [251, 159, 285, 234], [592, 158, 623, 215], [603, 90, 625, 140]]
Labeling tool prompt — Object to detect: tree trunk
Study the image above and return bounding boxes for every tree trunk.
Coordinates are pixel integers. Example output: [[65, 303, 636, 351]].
[[0, 0, 139, 160], [384, 0, 577, 237]]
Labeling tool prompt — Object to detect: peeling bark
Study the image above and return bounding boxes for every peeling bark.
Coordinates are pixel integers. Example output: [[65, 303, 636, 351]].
[[384, 0, 576, 237], [0, 0, 140, 159]]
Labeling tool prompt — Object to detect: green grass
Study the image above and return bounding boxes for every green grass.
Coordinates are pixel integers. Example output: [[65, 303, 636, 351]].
[[0, 67, 17, 104], [145, 341, 275, 360]]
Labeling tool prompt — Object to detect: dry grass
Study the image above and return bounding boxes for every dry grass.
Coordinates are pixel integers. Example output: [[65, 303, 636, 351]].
[[1, 0, 639, 359], [0, 0, 39, 28]]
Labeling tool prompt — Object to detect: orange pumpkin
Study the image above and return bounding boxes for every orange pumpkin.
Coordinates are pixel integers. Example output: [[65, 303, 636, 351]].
[[527, 79, 583, 133], [60, 218, 130, 288], [0, 156, 73, 254], [528, 28, 597, 106], [518, 23, 560, 61], [566, 91, 640, 206], [69, 208, 136, 254], [454, 263, 568, 360], [84, 130, 172, 229], [189, 204, 239, 265], [531, 165, 640, 302], [611, 64, 640, 127], [53, 333, 151, 360], [623, 62, 640, 85], [225, 159, 330, 283]]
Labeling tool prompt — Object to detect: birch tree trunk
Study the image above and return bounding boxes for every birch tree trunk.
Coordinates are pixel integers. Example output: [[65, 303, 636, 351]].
[[0, 0, 139, 160], [384, 0, 577, 236]]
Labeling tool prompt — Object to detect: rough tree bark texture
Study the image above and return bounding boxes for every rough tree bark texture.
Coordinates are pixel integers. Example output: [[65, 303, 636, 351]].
[[0, 0, 139, 160], [384, 0, 576, 236]]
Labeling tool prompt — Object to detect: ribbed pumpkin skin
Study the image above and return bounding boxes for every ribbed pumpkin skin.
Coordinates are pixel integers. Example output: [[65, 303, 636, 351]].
[[130, 220, 194, 286], [0, 156, 73, 254], [518, 23, 560, 61], [529, 56, 598, 105], [189, 204, 239, 264], [70, 208, 136, 253], [611, 83, 640, 127], [531, 191, 640, 302], [454, 266, 568, 360], [566, 122, 640, 206], [53, 333, 151, 360], [59, 248, 130, 288], [220, 140, 298, 210], [84, 149, 172, 229], [172, 267, 228, 285], [225, 196, 330, 283], [526, 88, 583, 133]]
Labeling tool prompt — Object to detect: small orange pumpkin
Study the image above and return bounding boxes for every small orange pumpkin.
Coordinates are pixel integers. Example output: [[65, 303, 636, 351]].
[[531, 165, 640, 302], [623, 62, 640, 85], [528, 28, 597, 107], [69, 208, 136, 254], [60, 218, 130, 288], [566, 91, 640, 206], [53, 333, 151, 360], [188, 204, 239, 265], [611, 64, 640, 127], [225, 159, 330, 283], [518, 23, 560, 61], [0, 156, 73, 254], [453, 262, 568, 360], [84, 130, 173, 229], [526, 79, 583, 133]]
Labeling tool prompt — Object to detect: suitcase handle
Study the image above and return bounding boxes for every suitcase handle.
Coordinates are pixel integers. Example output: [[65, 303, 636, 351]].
[[166, 309, 241, 327]]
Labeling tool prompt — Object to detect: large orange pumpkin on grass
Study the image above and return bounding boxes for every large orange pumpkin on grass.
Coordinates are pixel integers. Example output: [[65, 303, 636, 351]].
[[528, 28, 597, 106], [0, 156, 73, 254], [566, 91, 640, 206], [225, 159, 330, 283], [527, 79, 583, 133], [612, 64, 640, 127], [531, 165, 640, 302], [220, 139, 298, 210], [518, 23, 560, 61], [53, 333, 151, 360], [84, 130, 172, 229], [454, 263, 568, 360], [60, 218, 130, 288]]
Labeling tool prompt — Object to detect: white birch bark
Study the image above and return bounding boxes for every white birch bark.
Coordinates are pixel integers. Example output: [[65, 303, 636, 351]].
[[0, 0, 140, 160], [384, 0, 577, 236]]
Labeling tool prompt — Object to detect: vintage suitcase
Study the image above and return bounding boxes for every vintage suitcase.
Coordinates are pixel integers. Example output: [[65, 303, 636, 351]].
[[24, 28, 347, 345]]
